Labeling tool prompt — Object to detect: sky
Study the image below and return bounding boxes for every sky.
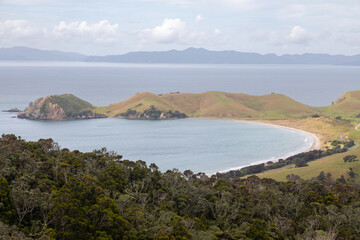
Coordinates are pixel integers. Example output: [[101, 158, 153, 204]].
[[0, 0, 359, 55]]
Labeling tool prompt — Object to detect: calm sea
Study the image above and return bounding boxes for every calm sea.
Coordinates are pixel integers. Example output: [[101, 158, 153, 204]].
[[1, 62, 359, 173]]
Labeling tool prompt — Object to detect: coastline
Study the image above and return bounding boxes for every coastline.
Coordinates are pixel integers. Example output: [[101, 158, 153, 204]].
[[196, 117, 322, 150], [249, 120, 322, 151], [195, 117, 322, 175]]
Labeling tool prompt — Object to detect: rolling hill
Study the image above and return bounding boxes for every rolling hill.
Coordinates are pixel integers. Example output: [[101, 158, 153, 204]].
[[106, 91, 317, 119], [317, 90, 360, 118]]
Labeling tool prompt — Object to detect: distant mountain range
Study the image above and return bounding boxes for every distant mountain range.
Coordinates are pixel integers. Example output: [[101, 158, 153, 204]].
[[0, 46, 86, 62], [1, 46, 360, 65]]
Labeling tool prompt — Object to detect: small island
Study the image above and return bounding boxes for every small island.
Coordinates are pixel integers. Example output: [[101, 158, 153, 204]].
[[17, 94, 107, 120], [2, 108, 21, 113]]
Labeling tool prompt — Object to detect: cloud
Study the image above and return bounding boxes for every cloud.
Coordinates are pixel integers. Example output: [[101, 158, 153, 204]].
[[0, 20, 40, 39], [287, 26, 311, 44], [214, 29, 221, 36], [249, 26, 312, 46], [52, 20, 119, 43], [195, 14, 204, 22], [139, 18, 204, 44]]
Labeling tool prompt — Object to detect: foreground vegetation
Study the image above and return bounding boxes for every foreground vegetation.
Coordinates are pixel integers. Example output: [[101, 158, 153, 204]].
[[2, 135, 360, 240]]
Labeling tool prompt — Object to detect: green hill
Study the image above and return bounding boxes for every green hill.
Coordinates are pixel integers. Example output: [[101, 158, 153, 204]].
[[317, 90, 360, 118], [106, 91, 317, 119]]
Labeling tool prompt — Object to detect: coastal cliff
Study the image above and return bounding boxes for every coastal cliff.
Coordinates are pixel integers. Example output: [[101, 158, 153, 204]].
[[18, 94, 107, 120]]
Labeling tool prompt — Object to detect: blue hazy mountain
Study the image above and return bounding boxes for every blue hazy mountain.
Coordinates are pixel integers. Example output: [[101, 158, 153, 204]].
[[0, 46, 86, 61], [86, 48, 360, 65], [1, 46, 360, 65]]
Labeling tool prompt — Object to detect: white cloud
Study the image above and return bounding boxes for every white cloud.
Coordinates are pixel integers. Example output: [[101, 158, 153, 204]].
[[249, 26, 312, 46], [287, 26, 311, 44], [195, 14, 204, 22], [139, 18, 204, 44], [214, 29, 221, 36], [52, 20, 119, 43], [140, 18, 185, 43], [0, 20, 40, 39]]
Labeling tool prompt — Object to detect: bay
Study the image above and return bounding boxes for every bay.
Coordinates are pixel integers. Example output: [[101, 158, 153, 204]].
[[0, 111, 313, 174]]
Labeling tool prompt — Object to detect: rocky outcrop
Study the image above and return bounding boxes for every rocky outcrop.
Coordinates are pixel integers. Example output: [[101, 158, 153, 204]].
[[333, 96, 346, 105], [17, 95, 107, 121], [2, 108, 21, 112], [115, 105, 187, 120]]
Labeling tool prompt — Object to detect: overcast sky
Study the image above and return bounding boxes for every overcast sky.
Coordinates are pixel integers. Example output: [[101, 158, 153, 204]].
[[0, 0, 359, 55]]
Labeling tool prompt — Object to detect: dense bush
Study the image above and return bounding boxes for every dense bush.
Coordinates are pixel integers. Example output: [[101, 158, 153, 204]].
[[117, 106, 187, 120], [343, 155, 357, 162], [1, 134, 360, 239]]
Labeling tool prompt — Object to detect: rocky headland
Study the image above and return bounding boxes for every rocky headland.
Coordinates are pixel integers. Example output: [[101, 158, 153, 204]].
[[17, 94, 107, 120]]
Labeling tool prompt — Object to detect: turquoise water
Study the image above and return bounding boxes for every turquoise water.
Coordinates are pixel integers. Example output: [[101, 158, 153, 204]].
[[2, 62, 355, 173], [0, 110, 313, 174]]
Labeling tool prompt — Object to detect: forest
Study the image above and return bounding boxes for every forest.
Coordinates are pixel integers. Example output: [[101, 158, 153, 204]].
[[1, 134, 360, 240]]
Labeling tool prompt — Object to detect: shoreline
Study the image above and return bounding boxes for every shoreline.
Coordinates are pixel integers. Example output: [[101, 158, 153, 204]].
[[7, 112, 324, 175], [195, 117, 322, 151], [194, 117, 322, 175], [246, 119, 322, 151]]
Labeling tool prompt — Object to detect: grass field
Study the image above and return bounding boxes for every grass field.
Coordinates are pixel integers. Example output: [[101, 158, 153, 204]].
[[256, 145, 360, 181]]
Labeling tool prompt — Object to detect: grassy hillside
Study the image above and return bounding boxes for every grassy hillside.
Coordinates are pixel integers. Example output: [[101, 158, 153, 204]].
[[106, 92, 176, 117], [256, 146, 360, 181], [317, 90, 360, 119], [106, 91, 317, 119]]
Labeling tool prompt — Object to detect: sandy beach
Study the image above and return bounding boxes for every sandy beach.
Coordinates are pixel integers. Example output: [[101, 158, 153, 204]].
[[252, 120, 322, 151], [200, 117, 323, 152], [199, 117, 323, 175]]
